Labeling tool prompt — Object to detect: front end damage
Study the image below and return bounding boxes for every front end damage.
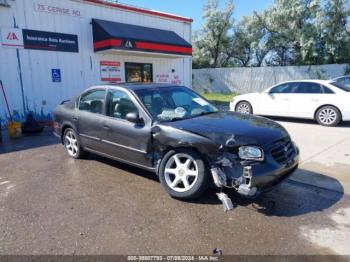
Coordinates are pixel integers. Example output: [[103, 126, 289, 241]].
[[210, 152, 258, 212], [209, 142, 299, 212]]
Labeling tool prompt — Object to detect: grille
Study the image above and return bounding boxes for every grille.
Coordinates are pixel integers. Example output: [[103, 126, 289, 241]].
[[270, 138, 295, 164]]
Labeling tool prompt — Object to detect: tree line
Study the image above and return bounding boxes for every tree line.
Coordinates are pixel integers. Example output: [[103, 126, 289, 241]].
[[193, 0, 350, 69]]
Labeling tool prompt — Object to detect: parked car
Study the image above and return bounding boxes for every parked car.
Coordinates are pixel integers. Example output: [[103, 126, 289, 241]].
[[333, 75, 350, 87], [230, 80, 350, 126], [53, 84, 299, 200]]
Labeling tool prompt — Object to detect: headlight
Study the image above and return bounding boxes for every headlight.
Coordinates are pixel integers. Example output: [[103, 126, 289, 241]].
[[238, 146, 264, 161]]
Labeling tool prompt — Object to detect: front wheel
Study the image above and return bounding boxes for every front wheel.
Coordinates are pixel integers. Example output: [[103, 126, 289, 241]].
[[315, 106, 341, 126], [63, 128, 86, 159], [235, 101, 253, 114], [158, 149, 209, 199]]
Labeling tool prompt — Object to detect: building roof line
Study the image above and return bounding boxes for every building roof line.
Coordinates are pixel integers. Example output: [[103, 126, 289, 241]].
[[79, 0, 193, 23]]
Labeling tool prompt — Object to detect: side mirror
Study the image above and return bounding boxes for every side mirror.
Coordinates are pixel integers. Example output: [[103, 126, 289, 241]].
[[126, 112, 142, 124]]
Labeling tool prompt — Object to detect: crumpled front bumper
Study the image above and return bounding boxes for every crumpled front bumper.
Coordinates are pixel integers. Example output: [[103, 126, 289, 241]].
[[210, 150, 299, 198]]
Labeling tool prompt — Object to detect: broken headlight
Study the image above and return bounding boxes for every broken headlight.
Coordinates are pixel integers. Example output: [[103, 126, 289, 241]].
[[238, 146, 264, 161]]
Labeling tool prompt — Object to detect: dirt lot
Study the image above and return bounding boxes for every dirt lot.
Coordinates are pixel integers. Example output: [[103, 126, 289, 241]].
[[0, 119, 349, 255]]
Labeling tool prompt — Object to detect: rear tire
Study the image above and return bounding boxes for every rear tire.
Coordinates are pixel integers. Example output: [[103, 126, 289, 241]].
[[158, 149, 209, 200], [235, 101, 253, 114], [315, 106, 341, 126], [63, 128, 86, 159]]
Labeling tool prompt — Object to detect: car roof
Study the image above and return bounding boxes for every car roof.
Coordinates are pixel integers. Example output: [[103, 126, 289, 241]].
[[87, 83, 182, 92], [279, 79, 331, 85], [332, 75, 350, 81]]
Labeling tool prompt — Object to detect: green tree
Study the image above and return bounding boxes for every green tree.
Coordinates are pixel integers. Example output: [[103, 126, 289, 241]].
[[321, 0, 350, 64], [193, 0, 234, 68]]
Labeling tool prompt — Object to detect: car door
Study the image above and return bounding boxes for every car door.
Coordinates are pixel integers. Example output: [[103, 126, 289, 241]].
[[257, 82, 296, 116], [288, 82, 331, 118], [100, 88, 153, 169], [76, 88, 107, 152]]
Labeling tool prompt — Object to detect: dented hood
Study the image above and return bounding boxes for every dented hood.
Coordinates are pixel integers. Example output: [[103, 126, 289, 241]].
[[163, 111, 289, 148]]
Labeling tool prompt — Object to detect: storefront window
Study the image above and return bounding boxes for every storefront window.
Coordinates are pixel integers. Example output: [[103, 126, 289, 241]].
[[125, 63, 153, 83]]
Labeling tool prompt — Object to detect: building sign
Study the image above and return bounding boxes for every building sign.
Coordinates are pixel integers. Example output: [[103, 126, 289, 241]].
[[171, 75, 182, 85], [0, 28, 24, 48], [100, 61, 122, 82], [156, 74, 170, 83], [34, 2, 81, 17], [123, 40, 135, 49], [51, 69, 61, 82], [22, 29, 79, 53]]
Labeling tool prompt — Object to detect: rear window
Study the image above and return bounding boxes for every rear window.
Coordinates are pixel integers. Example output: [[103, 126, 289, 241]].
[[330, 82, 350, 92]]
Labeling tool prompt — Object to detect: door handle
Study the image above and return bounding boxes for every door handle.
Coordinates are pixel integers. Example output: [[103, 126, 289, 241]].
[[72, 117, 78, 122], [282, 98, 289, 101], [311, 99, 318, 102], [103, 124, 110, 130]]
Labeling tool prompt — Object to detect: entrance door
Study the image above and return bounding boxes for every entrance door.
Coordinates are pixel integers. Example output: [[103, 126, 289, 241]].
[[125, 63, 153, 83]]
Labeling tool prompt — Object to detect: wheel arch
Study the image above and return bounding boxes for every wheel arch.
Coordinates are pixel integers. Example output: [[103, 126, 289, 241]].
[[314, 104, 343, 121], [60, 122, 76, 144], [156, 145, 210, 176]]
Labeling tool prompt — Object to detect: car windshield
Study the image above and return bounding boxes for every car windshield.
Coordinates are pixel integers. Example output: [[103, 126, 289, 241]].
[[330, 82, 350, 92], [134, 86, 218, 122]]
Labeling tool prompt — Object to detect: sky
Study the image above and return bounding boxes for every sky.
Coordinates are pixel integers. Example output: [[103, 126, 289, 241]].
[[119, 0, 274, 30]]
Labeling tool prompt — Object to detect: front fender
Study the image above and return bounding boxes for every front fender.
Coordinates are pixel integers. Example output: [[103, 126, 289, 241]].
[[152, 124, 220, 156]]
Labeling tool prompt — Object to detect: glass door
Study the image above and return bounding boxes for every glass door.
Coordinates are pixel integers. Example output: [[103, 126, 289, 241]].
[[125, 63, 153, 83]]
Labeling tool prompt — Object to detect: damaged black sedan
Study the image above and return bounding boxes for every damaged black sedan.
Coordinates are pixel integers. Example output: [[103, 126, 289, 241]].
[[53, 84, 299, 202]]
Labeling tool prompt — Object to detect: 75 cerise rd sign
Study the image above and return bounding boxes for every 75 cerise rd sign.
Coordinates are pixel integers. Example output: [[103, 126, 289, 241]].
[[34, 2, 81, 17]]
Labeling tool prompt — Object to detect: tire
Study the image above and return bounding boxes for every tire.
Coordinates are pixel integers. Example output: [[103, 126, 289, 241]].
[[235, 101, 253, 114], [315, 106, 341, 127], [63, 128, 86, 159], [158, 149, 209, 200]]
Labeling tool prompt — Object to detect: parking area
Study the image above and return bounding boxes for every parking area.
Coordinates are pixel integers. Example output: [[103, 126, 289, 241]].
[[0, 119, 350, 255]]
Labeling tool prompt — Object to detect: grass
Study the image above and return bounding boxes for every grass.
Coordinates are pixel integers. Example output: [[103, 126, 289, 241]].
[[201, 92, 236, 105]]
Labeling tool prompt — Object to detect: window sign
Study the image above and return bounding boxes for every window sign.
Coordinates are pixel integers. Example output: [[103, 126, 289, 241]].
[[100, 61, 122, 82]]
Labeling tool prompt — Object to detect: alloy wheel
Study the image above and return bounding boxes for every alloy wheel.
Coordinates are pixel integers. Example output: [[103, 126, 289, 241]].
[[65, 131, 79, 157], [164, 153, 199, 193], [318, 108, 337, 125], [237, 103, 251, 114]]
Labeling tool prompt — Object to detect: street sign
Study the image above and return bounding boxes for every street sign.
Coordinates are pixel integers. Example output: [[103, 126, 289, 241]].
[[51, 69, 61, 82]]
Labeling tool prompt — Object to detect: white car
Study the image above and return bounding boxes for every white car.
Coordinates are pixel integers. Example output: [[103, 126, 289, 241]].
[[230, 80, 350, 126]]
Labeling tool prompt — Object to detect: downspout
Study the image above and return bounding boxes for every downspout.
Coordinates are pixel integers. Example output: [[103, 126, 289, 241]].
[[13, 16, 26, 117]]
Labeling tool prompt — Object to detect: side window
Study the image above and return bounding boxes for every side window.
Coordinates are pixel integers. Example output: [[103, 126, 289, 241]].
[[78, 89, 106, 114], [106, 89, 138, 119], [293, 83, 322, 94], [342, 77, 350, 87], [321, 85, 334, 94], [269, 83, 295, 94]]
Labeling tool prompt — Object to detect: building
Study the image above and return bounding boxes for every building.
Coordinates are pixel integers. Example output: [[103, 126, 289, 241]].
[[0, 0, 192, 124]]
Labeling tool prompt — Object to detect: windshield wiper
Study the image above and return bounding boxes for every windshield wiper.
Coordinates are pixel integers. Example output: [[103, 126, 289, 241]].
[[198, 111, 217, 116], [169, 117, 186, 122]]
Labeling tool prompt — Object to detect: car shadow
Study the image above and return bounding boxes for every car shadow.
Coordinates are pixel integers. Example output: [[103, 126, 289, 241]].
[[85, 153, 345, 217], [267, 116, 350, 128], [87, 153, 160, 183], [190, 169, 344, 217]]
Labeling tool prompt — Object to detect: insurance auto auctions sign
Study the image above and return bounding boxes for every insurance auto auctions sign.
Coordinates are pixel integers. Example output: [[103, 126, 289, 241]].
[[23, 29, 78, 52], [1, 27, 78, 53]]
